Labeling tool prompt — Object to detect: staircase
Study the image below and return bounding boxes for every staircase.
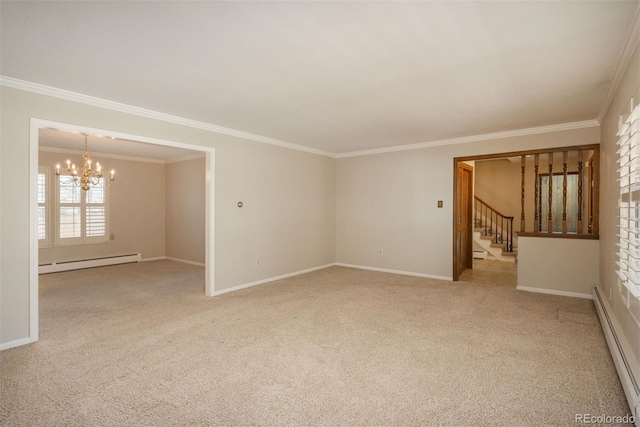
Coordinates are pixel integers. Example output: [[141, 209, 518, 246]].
[[473, 196, 517, 263]]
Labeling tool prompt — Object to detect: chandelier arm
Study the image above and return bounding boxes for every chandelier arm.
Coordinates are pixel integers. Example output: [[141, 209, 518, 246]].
[[55, 134, 115, 191]]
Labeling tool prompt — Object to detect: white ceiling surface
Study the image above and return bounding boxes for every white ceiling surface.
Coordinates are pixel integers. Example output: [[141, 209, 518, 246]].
[[2, 1, 639, 154], [39, 129, 199, 162]]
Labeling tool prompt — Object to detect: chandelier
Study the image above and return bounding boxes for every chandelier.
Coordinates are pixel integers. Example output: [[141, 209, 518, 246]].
[[55, 135, 115, 191]]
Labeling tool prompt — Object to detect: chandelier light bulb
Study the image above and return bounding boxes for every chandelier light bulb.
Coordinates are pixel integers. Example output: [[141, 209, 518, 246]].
[[55, 135, 115, 191]]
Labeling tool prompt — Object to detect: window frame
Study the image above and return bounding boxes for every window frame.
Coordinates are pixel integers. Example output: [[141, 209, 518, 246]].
[[54, 173, 110, 247], [537, 172, 580, 234], [616, 102, 640, 300], [38, 166, 51, 248]]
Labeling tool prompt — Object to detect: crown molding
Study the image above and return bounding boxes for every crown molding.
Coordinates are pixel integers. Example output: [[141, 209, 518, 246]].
[[336, 120, 600, 158], [38, 146, 166, 164], [0, 76, 337, 159], [3, 76, 602, 160], [598, 4, 640, 124], [165, 153, 206, 164]]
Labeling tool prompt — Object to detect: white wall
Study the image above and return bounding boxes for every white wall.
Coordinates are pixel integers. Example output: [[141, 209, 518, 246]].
[[0, 87, 337, 345], [165, 157, 205, 264], [517, 237, 599, 297], [336, 126, 600, 278], [599, 40, 640, 367], [38, 150, 167, 264]]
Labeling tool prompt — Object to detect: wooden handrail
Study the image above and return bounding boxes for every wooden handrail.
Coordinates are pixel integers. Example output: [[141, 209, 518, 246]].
[[474, 196, 515, 253], [474, 196, 511, 219], [458, 144, 600, 256]]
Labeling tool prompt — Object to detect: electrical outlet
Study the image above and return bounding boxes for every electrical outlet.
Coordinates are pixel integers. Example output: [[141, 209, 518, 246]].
[[379, 250, 383, 255], [256, 259, 260, 266]]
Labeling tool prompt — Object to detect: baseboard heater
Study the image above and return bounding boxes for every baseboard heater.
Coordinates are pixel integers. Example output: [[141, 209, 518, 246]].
[[39, 253, 141, 274], [593, 286, 640, 426]]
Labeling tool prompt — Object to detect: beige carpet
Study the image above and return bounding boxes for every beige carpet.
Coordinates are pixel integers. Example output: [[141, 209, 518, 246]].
[[0, 261, 632, 426]]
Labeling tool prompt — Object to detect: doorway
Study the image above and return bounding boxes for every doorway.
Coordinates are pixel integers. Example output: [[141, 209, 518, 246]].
[[28, 118, 216, 343], [454, 162, 473, 280]]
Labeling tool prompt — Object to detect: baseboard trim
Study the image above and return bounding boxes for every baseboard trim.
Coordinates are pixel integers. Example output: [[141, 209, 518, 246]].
[[38, 253, 141, 274], [516, 285, 592, 300], [141, 256, 205, 267], [140, 256, 166, 262], [593, 286, 640, 425], [165, 257, 205, 267], [0, 336, 35, 351], [335, 263, 453, 281], [213, 263, 336, 296]]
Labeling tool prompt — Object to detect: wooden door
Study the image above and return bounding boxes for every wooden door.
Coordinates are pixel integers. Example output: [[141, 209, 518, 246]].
[[456, 163, 473, 278]]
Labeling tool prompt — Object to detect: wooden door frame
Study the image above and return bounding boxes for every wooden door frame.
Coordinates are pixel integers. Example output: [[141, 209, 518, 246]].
[[453, 161, 474, 281], [452, 144, 600, 280]]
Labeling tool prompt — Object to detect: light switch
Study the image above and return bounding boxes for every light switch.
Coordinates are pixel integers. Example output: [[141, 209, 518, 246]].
[[437, 201, 443, 208]]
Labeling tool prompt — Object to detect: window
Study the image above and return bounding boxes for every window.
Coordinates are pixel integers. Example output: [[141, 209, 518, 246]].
[[56, 175, 109, 245], [38, 167, 50, 247], [538, 173, 579, 233], [616, 102, 640, 299]]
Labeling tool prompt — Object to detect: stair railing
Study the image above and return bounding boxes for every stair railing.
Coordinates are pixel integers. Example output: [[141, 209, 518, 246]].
[[474, 196, 515, 253]]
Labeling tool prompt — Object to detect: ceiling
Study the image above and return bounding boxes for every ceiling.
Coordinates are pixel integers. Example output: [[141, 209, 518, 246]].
[[2, 1, 639, 155], [39, 129, 201, 162]]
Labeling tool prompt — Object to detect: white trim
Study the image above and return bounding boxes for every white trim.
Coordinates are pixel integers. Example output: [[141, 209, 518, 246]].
[[598, 5, 640, 124], [140, 256, 166, 262], [39, 146, 165, 165], [1, 77, 604, 160], [0, 93, 2, 345], [337, 120, 600, 158], [593, 286, 640, 423], [335, 262, 453, 281], [205, 149, 215, 297], [38, 253, 141, 274], [29, 120, 39, 344], [516, 285, 592, 300], [27, 118, 216, 348], [40, 146, 206, 165], [165, 257, 206, 268], [0, 337, 35, 351], [212, 263, 336, 296], [34, 119, 211, 153], [2, 76, 335, 159]]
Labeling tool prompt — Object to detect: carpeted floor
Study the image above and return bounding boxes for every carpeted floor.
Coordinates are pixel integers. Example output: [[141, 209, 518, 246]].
[[0, 261, 633, 426]]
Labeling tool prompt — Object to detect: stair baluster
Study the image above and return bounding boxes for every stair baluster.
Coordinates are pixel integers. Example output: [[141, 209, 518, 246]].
[[474, 196, 515, 255]]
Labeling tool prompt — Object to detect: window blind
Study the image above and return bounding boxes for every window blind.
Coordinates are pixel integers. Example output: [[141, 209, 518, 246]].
[[616, 102, 640, 298], [55, 175, 108, 245], [37, 171, 47, 241]]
